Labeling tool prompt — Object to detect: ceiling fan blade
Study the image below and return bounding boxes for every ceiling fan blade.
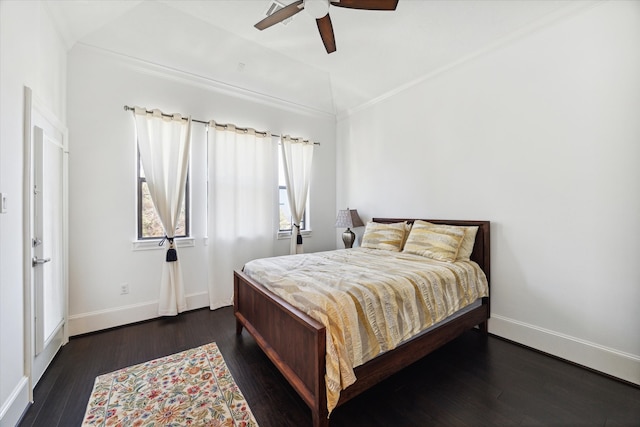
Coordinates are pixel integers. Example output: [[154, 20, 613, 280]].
[[316, 14, 336, 53], [255, 0, 304, 30], [330, 0, 398, 10]]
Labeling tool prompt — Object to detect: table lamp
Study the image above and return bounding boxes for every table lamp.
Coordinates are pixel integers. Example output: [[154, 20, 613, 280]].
[[335, 208, 364, 248]]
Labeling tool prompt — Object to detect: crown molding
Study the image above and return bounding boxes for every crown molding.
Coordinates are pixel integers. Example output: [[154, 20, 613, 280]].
[[73, 42, 336, 121], [338, 0, 604, 121]]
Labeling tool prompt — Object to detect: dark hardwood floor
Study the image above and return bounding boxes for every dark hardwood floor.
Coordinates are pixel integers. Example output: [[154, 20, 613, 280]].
[[19, 306, 640, 427]]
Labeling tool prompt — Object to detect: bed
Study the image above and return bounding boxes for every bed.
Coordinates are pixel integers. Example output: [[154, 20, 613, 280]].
[[234, 218, 490, 427]]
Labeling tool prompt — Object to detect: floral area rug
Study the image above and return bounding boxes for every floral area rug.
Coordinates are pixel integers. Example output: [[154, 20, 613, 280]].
[[82, 342, 258, 426]]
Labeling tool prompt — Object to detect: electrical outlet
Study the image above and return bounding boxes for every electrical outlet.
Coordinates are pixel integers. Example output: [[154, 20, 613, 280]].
[[120, 283, 129, 295]]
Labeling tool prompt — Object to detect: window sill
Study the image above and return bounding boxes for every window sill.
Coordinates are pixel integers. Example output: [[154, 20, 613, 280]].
[[277, 230, 312, 240], [132, 237, 195, 251]]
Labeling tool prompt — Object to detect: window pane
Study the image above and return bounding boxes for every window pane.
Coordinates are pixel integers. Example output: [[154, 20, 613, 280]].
[[278, 154, 307, 233], [278, 185, 306, 232], [138, 145, 188, 239], [140, 181, 186, 238], [279, 186, 292, 231]]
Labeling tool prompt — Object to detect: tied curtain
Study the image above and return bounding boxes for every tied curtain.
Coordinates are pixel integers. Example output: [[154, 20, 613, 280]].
[[207, 123, 278, 309], [281, 136, 314, 255], [133, 107, 192, 316]]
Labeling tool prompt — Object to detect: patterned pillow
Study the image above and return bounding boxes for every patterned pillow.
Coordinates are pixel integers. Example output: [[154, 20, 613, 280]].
[[402, 222, 413, 250], [456, 226, 479, 261], [361, 221, 407, 252], [403, 220, 465, 262]]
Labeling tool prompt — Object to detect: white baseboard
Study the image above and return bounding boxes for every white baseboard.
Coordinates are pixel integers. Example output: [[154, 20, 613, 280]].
[[68, 292, 211, 336], [489, 314, 640, 385], [65, 304, 640, 385], [0, 376, 29, 427]]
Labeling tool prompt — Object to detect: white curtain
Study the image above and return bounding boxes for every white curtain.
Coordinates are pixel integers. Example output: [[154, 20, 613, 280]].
[[207, 123, 278, 309], [281, 136, 314, 255], [133, 107, 191, 316]]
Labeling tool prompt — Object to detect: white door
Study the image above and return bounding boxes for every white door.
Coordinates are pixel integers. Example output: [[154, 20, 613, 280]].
[[27, 89, 68, 387]]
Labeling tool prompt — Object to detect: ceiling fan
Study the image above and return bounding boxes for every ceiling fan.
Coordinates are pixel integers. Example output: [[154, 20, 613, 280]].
[[254, 0, 399, 54]]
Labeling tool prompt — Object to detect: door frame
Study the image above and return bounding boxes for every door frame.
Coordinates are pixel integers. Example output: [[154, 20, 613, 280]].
[[22, 86, 69, 399]]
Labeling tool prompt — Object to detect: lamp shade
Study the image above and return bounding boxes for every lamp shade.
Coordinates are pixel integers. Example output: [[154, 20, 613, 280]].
[[335, 209, 364, 229]]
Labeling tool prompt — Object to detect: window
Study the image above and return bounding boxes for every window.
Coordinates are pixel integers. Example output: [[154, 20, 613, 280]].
[[137, 150, 189, 239], [278, 154, 307, 233]]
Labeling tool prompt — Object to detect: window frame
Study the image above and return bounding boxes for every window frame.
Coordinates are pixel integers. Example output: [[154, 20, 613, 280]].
[[278, 184, 307, 234], [277, 145, 311, 237], [136, 148, 191, 241]]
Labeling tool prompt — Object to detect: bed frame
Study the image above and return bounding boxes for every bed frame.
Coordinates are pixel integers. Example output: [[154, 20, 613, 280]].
[[234, 218, 490, 427]]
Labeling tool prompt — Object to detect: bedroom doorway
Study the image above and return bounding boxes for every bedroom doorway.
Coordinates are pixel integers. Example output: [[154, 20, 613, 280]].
[[24, 87, 69, 391]]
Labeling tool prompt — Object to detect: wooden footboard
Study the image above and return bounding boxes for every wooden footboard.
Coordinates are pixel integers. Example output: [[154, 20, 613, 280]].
[[234, 270, 329, 426], [234, 219, 490, 427]]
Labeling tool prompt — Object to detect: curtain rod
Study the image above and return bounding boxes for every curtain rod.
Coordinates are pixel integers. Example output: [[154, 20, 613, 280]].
[[124, 105, 320, 145]]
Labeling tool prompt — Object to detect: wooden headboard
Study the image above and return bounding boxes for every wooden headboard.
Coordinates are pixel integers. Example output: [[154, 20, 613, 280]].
[[372, 218, 491, 285]]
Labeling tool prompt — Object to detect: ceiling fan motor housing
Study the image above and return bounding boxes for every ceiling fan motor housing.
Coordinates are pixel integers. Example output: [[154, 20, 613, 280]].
[[305, 0, 330, 19]]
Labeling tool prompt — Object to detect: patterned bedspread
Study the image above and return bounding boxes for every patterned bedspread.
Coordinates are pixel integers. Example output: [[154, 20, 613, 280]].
[[242, 248, 489, 413]]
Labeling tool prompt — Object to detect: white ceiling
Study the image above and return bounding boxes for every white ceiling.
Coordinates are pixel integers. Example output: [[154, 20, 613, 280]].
[[44, 0, 596, 116]]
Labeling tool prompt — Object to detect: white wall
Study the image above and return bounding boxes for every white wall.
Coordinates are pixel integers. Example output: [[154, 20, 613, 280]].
[[0, 1, 67, 425], [337, 1, 640, 384], [66, 44, 337, 335]]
